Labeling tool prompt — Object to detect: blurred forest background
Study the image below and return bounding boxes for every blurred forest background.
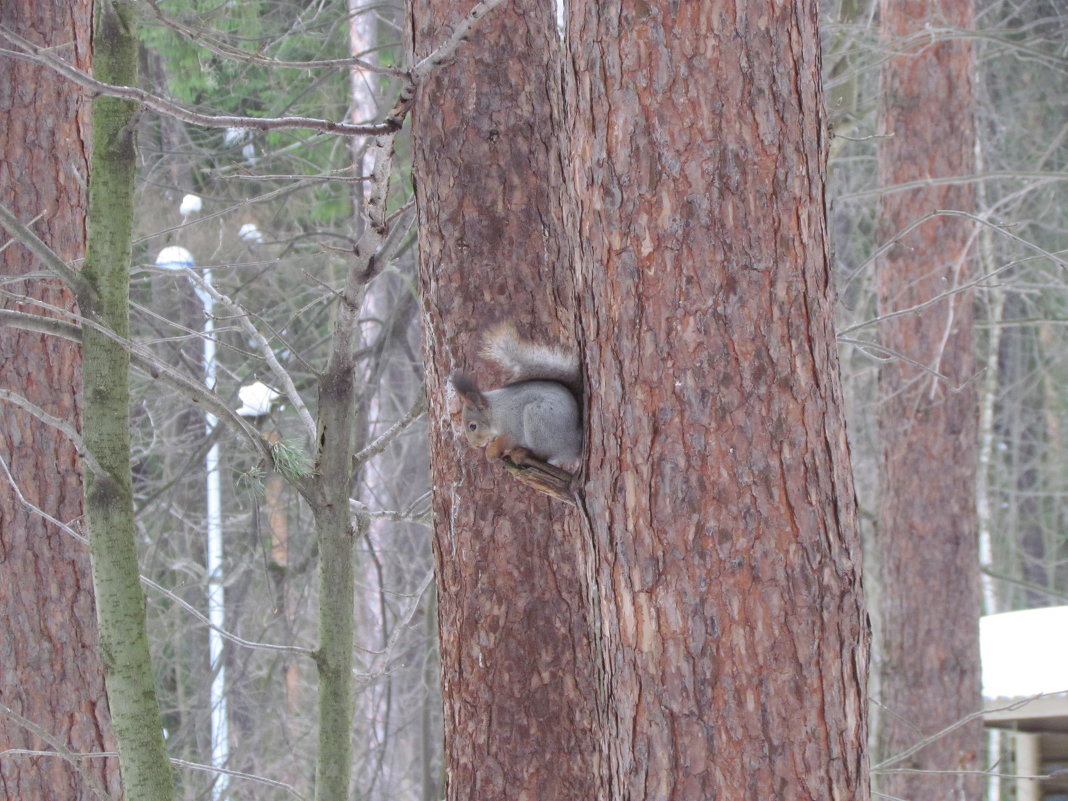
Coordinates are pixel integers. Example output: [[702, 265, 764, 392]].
[[827, 0, 1068, 614], [3, 0, 1068, 799]]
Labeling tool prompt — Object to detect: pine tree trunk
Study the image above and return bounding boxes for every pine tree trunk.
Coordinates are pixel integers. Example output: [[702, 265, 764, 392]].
[[409, 2, 601, 799], [0, 1, 120, 797], [565, 3, 870, 798], [875, 1, 983, 798]]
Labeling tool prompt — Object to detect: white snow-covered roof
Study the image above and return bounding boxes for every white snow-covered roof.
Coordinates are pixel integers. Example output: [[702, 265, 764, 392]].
[[981, 606, 1068, 699]]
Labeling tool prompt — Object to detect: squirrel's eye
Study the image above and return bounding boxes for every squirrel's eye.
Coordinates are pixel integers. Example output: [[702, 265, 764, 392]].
[[468, 422, 477, 431]]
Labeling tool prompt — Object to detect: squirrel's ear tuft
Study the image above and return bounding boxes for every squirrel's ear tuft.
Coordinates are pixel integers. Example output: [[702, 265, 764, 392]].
[[449, 371, 488, 409]]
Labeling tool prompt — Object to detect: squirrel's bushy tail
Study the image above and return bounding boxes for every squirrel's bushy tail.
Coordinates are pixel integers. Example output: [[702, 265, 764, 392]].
[[481, 322, 580, 387]]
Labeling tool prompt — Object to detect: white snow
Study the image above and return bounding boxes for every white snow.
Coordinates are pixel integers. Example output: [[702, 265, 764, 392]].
[[223, 127, 249, 146], [236, 381, 280, 417], [980, 606, 1068, 698], [155, 246, 194, 270], [238, 223, 263, 243], [179, 194, 203, 217]]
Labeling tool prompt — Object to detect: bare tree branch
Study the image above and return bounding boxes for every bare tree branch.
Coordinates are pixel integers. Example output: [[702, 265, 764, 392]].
[[0, 307, 81, 340], [410, 0, 510, 80], [142, 0, 403, 77], [874, 694, 1055, 770], [876, 767, 1052, 780], [384, 0, 511, 124], [839, 206, 1068, 337], [0, 26, 398, 136], [838, 337, 958, 386], [0, 742, 310, 801], [0, 304, 277, 471], [836, 170, 1068, 203], [1, 0, 512, 140], [837, 260, 1018, 337], [170, 266, 318, 443], [980, 566, 1068, 604], [0, 203, 91, 298], [0, 703, 113, 801], [359, 569, 436, 679], [170, 758, 309, 801], [0, 388, 103, 476], [0, 450, 314, 658], [352, 387, 427, 469]]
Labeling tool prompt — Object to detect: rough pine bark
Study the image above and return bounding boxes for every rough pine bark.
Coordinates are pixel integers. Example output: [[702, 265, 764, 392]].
[[875, 1, 983, 798], [565, 3, 870, 799], [409, 2, 600, 800], [0, 2, 120, 798]]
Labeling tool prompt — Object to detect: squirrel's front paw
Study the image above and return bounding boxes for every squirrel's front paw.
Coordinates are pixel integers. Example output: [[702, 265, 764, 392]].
[[504, 446, 534, 466]]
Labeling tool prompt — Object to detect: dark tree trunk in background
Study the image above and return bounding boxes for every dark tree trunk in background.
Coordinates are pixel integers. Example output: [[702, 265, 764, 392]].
[[875, 0, 983, 798], [994, 291, 1051, 607], [409, 2, 600, 800], [565, 2, 870, 799], [0, 2, 121, 798]]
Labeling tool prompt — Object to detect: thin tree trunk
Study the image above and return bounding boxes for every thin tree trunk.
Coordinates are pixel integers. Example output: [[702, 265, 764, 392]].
[[994, 291, 1049, 607], [310, 9, 378, 793], [312, 498, 359, 801], [0, 1, 120, 797], [310, 132, 395, 801], [875, 2, 983, 798], [311, 245, 365, 801], [80, 1, 175, 798], [410, 2, 601, 800], [565, 3, 870, 798]]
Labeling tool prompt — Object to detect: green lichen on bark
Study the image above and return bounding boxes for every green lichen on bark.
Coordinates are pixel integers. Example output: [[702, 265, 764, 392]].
[[81, 2, 175, 799]]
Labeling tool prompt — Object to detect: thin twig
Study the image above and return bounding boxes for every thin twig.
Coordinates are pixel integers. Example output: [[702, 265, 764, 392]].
[[0, 450, 314, 658], [980, 566, 1068, 603], [140, 573, 315, 658], [171, 266, 317, 443], [0, 26, 397, 136], [0, 203, 91, 298], [838, 236, 1050, 338], [0, 301, 276, 471], [411, 0, 510, 80], [353, 392, 427, 468], [0, 703, 113, 801], [171, 758, 309, 800], [142, 0, 402, 77], [840, 335, 957, 383], [0, 388, 103, 476], [836, 170, 1068, 203], [0, 451, 90, 545], [874, 694, 1055, 770], [354, 569, 435, 671], [0, 742, 308, 801], [355, 491, 434, 526], [876, 767, 1050, 780]]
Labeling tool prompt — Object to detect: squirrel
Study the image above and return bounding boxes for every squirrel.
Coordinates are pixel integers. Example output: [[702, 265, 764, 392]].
[[450, 324, 583, 471]]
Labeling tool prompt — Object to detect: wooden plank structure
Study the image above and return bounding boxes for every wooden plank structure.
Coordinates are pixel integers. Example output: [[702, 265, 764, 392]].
[[982, 607, 1068, 801]]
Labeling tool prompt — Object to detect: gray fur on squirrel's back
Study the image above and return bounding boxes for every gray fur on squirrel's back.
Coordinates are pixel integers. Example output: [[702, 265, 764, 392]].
[[485, 380, 582, 465]]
